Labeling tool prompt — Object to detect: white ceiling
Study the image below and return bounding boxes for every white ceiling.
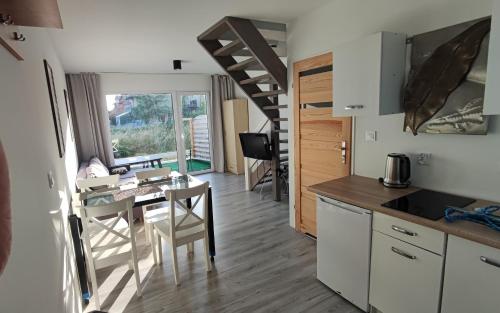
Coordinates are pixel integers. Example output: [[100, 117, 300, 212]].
[[49, 0, 330, 74]]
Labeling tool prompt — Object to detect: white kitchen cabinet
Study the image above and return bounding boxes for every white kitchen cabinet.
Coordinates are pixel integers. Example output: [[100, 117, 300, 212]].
[[332, 32, 406, 117], [484, 0, 500, 115], [441, 235, 500, 313], [369, 231, 443, 313], [372, 212, 446, 255]]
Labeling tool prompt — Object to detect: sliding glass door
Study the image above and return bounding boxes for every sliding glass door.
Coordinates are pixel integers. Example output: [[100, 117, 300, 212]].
[[106, 91, 212, 174], [106, 93, 180, 170]]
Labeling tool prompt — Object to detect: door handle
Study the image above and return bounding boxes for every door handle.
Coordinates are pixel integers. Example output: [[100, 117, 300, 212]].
[[341, 141, 347, 164], [391, 247, 417, 260], [391, 225, 417, 237], [480, 256, 500, 269]]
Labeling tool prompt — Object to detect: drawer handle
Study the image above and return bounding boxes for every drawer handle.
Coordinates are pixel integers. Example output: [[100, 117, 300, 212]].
[[391, 225, 417, 237], [480, 256, 500, 269], [345, 105, 364, 110], [391, 247, 417, 260]]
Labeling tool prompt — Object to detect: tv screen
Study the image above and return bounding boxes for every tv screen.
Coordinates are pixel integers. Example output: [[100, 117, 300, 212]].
[[239, 133, 272, 160]]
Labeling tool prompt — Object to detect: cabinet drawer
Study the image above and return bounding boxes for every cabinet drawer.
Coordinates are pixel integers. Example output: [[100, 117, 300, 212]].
[[441, 235, 500, 313], [370, 231, 443, 313], [373, 212, 445, 254]]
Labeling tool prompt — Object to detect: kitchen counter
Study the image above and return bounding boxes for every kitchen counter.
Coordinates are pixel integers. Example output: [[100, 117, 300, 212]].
[[308, 175, 500, 250]]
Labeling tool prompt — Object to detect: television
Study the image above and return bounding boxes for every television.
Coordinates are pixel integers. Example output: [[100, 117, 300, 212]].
[[239, 133, 272, 160]]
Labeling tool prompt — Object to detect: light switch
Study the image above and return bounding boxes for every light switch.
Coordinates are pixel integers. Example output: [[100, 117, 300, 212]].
[[365, 130, 377, 142]]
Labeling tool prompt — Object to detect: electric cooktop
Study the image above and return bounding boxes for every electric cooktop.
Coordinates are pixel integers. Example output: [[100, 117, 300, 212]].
[[381, 189, 476, 221]]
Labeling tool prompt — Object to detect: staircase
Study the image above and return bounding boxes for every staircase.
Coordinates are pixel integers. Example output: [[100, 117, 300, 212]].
[[198, 17, 288, 201]]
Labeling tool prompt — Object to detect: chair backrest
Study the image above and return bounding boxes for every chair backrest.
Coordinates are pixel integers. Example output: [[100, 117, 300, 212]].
[[165, 182, 209, 237], [77, 174, 120, 192], [79, 197, 136, 266], [136, 167, 171, 182]]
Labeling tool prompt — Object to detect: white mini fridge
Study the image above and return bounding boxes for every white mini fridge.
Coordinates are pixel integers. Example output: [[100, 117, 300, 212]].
[[317, 195, 372, 312]]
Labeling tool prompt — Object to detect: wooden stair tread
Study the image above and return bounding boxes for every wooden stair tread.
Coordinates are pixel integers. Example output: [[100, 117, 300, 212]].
[[252, 89, 286, 98], [213, 39, 244, 56], [279, 139, 288, 143], [272, 129, 288, 133], [240, 74, 275, 85], [227, 57, 260, 71], [263, 105, 287, 110], [280, 149, 288, 154], [272, 117, 288, 122]]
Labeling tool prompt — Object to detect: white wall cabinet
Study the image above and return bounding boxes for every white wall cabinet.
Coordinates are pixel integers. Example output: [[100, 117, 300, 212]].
[[369, 231, 443, 313], [441, 235, 500, 313], [332, 32, 406, 117], [484, 0, 500, 115]]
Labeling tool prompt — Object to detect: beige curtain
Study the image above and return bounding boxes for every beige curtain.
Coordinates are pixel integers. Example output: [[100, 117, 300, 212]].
[[211, 75, 234, 172], [66, 73, 114, 166]]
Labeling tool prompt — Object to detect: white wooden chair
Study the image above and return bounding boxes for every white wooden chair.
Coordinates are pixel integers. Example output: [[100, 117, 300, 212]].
[[152, 182, 212, 286], [76, 174, 120, 192], [135, 168, 171, 252], [80, 196, 142, 310]]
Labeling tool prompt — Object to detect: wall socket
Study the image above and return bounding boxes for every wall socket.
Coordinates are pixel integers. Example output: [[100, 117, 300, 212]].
[[415, 153, 432, 166]]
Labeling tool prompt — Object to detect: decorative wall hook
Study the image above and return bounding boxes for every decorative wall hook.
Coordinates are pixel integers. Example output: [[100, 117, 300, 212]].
[[13, 32, 26, 42], [0, 14, 14, 25]]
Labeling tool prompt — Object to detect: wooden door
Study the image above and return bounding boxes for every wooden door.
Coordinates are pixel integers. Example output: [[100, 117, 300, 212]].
[[293, 53, 352, 236]]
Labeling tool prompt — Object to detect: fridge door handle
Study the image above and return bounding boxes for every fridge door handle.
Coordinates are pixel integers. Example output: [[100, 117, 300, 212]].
[[318, 197, 369, 215]]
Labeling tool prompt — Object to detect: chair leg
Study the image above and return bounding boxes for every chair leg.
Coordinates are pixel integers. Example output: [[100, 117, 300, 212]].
[[130, 247, 142, 297], [157, 233, 163, 264], [150, 225, 158, 265], [203, 234, 212, 272], [170, 244, 180, 286], [144, 222, 150, 243], [88, 264, 101, 310], [187, 241, 194, 256]]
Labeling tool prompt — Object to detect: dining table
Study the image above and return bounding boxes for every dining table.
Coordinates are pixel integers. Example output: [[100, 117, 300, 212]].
[[68, 172, 216, 303]]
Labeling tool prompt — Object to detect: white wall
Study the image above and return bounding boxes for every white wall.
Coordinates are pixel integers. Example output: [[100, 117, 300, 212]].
[[235, 86, 271, 132], [0, 28, 81, 312], [100, 72, 212, 94], [287, 0, 499, 226]]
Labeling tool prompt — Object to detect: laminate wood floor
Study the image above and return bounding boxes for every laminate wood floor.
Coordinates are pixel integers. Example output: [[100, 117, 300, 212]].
[[85, 173, 362, 313]]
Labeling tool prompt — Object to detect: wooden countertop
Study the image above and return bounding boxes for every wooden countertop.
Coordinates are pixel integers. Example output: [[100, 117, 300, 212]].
[[308, 175, 500, 250]]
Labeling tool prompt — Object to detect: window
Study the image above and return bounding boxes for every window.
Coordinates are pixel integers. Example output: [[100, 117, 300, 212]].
[[106, 92, 212, 174]]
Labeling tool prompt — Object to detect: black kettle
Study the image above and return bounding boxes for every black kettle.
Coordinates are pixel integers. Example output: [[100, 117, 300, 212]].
[[382, 153, 411, 188]]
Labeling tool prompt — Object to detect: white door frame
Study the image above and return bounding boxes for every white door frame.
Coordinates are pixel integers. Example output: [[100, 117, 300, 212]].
[[172, 92, 186, 174]]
